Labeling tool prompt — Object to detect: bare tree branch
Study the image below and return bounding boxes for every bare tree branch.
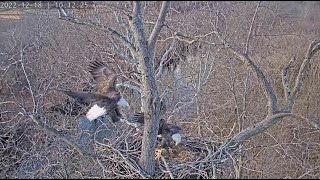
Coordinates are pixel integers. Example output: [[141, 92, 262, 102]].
[[290, 114, 320, 131], [160, 156, 175, 179], [244, 1, 261, 54], [58, 8, 137, 53], [224, 111, 320, 150], [282, 56, 296, 103], [173, 31, 216, 45], [156, 40, 175, 78], [287, 40, 320, 110], [28, 114, 96, 157], [148, 1, 170, 53], [107, 27, 136, 52], [20, 47, 36, 112], [116, 81, 142, 93], [225, 112, 292, 147], [214, 30, 279, 114]]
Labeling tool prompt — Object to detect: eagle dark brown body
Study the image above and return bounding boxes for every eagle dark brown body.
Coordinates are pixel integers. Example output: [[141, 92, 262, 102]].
[[127, 112, 182, 148], [56, 60, 129, 122]]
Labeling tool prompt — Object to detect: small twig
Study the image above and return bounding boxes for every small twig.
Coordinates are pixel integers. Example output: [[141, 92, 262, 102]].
[[28, 114, 97, 157], [20, 47, 36, 113], [160, 156, 175, 179], [244, 1, 261, 54], [117, 81, 142, 93], [213, 30, 279, 115]]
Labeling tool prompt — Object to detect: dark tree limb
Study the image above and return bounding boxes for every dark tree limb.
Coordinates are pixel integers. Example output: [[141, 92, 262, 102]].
[[148, 1, 170, 54], [224, 113, 292, 147], [286, 40, 320, 111], [282, 56, 296, 103], [214, 30, 279, 115]]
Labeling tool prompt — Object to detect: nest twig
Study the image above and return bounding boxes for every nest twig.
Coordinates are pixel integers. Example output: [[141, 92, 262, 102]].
[[90, 127, 235, 179]]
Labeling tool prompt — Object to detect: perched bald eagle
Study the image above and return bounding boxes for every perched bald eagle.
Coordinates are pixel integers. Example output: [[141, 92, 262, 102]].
[[126, 112, 182, 147], [57, 61, 129, 122]]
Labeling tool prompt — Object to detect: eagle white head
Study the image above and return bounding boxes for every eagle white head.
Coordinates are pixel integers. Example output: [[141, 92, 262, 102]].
[[171, 133, 182, 145]]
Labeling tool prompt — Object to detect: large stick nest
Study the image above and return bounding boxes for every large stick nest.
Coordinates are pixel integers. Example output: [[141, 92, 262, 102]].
[[89, 122, 230, 179]]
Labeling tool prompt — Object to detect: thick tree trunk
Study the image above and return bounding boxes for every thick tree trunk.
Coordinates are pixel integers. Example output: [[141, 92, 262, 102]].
[[123, 1, 169, 176], [129, 2, 169, 176], [138, 55, 161, 176]]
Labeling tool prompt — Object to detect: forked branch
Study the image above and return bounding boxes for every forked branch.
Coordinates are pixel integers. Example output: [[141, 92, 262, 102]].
[[286, 40, 320, 111], [148, 1, 170, 53], [213, 30, 279, 114]]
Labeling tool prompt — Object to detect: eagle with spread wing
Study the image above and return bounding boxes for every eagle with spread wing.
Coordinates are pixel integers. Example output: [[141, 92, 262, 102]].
[[57, 61, 129, 122]]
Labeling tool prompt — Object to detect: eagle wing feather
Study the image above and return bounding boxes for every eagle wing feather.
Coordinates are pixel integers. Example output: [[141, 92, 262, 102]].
[[88, 60, 117, 96]]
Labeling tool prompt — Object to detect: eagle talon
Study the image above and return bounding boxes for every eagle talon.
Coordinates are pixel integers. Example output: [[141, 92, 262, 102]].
[[155, 148, 163, 161]]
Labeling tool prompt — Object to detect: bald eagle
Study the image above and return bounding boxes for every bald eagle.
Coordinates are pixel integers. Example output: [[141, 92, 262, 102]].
[[57, 60, 129, 122], [126, 112, 182, 147]]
